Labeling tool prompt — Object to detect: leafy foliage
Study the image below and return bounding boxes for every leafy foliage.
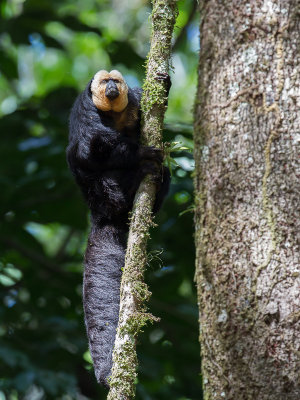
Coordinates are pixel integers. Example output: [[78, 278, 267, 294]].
[[0, 0, 201, 398]]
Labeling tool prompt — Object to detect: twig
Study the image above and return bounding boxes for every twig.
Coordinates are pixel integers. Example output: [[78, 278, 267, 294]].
[[172, 0, 197, 50], [54, 227, 76, 262], [0, 236, 66, 276]]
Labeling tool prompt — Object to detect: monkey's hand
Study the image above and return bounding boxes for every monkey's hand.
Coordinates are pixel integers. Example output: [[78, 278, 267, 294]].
[[138, 146, 165, 187], [139, 146, 163, 164], [155, 72, 172, 97]]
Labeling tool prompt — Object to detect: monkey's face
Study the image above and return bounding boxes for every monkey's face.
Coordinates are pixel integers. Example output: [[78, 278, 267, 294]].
[[91, 70, 129, 112]]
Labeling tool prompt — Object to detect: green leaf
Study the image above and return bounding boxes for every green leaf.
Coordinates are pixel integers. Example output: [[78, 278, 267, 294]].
[[0, 274, 15, 286]]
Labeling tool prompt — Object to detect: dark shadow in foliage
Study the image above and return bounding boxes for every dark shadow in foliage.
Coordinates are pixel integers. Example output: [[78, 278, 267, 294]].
[[0, 0, 103, 49]]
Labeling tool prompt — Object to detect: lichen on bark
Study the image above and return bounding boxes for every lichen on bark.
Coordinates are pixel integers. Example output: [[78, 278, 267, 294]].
[[194, 1, 300, 399], [107, 2, 177, 399]]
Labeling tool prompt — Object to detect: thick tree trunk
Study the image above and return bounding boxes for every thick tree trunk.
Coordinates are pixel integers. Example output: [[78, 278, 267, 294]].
[[194, 1, 300, 399]]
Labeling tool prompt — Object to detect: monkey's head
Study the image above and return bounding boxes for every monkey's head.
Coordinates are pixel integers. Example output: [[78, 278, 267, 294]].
[[90, 70, 128, 113]]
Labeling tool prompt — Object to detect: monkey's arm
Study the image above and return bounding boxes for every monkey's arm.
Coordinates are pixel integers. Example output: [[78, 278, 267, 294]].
[[91, 136, 163, 171]]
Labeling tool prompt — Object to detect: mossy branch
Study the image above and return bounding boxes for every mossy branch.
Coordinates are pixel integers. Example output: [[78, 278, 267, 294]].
[[107, 1, 177, 399]]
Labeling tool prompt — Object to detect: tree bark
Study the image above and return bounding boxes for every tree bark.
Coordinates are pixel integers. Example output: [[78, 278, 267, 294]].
[[107, 1, 177, 399], [194, 1, 300, 399]]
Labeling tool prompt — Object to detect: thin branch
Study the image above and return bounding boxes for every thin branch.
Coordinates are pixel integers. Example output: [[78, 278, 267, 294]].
[[0, 236, 66, 276], [107, 1, 178, 399], [19, 188, 74, 208], [54, 227, 76, 262], [172, 0, 197, 51]]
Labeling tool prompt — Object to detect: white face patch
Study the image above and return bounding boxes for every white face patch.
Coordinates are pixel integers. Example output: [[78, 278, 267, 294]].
[[91, 70, 129, 112]]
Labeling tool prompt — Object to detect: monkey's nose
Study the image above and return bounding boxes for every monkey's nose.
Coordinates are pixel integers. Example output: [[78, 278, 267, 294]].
[[105, 80, 119, 100]]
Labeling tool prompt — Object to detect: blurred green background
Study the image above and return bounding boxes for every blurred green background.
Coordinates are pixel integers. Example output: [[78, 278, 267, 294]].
[[0, 0, 201, 398]]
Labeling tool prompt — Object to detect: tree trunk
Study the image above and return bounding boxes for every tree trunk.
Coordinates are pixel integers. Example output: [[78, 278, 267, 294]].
[[194, 1, 300, 399]]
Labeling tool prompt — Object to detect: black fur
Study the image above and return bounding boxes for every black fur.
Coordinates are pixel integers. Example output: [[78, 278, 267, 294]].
[[67, 76, 170, 387]]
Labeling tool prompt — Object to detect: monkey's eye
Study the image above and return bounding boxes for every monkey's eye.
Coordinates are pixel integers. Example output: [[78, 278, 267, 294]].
[[113, 79, 120, 83], [101, 79, 109, 84]]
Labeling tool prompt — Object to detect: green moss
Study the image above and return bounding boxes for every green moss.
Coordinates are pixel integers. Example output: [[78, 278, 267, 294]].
[[107, 2, 178, 398]]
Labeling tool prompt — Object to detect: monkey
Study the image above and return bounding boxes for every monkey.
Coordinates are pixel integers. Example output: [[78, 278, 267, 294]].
[[66, 69, 170, 387]]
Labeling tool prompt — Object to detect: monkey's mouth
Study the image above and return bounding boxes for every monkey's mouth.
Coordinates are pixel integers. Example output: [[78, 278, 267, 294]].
[[105, 80, 119, 101]]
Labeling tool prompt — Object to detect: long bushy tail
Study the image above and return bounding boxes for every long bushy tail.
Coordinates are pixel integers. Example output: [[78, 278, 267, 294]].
[[83, 222, 127, 387]]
